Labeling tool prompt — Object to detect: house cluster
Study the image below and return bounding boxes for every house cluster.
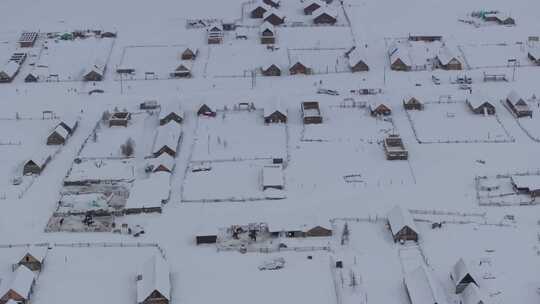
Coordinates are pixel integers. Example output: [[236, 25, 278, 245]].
[[250, 1, 285, 25], [23, 117, 79, 176], [388, 38, 463, 71], [260, 57, 315, 77], [464, 90, 533, 118], [136, 255, 171, 304], [195, 221, 333, 246], [0, 52, 27, 83], [479, 12, 515, 26], [250, 0, 338, 26], [0, 246, 47, 304]]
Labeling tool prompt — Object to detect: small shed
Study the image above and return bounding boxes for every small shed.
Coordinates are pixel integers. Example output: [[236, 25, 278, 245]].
[[460, 284, 485, 304], [23, 152, 52, 175], [436, 46, 463, 70], [262, 165, 284, 190], [387, 205, 418, 243], [0, 266, 36, 304], [159, 103, 184, 125], [109, 112, 132, 127], [24, 73, 38, 82], [0, 61, 21, 83], [136, 255, 170, 304], [263, 9, 285, 25], [46, 125, 69, 145], [403, 96, 423, 110], [451, 258, 479, 294], [511, 175, 540, 197], [181, 47, 198, 60], [260, 21, 276, 44], [466, 95, 495, 115], [197, 103, 216, 117], [313, 7, 338, 25], [83, 60, 106, 81], [369, 102, 392, 116], [170, 61, 192, 78], [289, 61, 311, 75], [389, 48, 411, 71], [153, 123, 182, 158], [196, 235, 218, 245], [506, 90, 532, 118], [261, 63, 282, 76], [347, 48, 369, 72], [150, 153, 175, 173], [17, 246, 47, 272], [301, 101, 323, 124]]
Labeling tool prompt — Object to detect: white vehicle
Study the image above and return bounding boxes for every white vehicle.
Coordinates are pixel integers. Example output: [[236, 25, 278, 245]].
[[317, 88, 339, 96], [258, 257, 285, 270]]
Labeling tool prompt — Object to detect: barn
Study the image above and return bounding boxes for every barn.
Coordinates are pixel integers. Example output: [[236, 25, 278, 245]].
[[387, 205, 418, 243], [83, 60, 106, 81], [46, 125, 69, 145], [136, 255, 170, 304], [17, 246, 47, 272], [263, 9, 285, 25], [506, 90, 532, 118], [451, 258, 479, 294], [403, 96, 423, 110], [289, 61, 311, 75], [181, 47, 198, 60], [0, 266, 36, 304], [261, 63, 281, 76], [159, 103, 184, 125], [260, 21, 276, 44], [305, 225, 332, 237], [511, 175, 540, 197], [347, 48, 369, 72], [150, 154, 175, 173], [304, 0, 323, 15], [312, 7, 338, 25], [466, 95, 496, 115], [23, 152, 52, 175], [436, 46, 463, 70]]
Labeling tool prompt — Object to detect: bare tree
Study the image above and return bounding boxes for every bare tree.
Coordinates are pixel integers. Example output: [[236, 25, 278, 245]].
[[341, 223, 350, 245], [121, 137, 135, 157]]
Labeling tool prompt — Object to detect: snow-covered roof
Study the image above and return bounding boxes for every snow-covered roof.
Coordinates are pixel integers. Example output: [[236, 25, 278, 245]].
[[260, 21, 275, 34], [451, 258, 477, 286], [85, 59, 105, 76], [528, 47, 540, 60], [461, 283, 485, 304], [50, 124, 69, 139], [304, 0, 324, 9], [511, 175, 540, 191], [137, 255, 171, 303], [150, 153, 175, 172], [159, 102, 184, 120], [59, 116, 79, 133], [263, 98, 286, 117], [348, 47, 367, 67], [126, 172, 170, 210], [437, 46, 459, 65], [8, 265, 35, 299], [263, 8, 285, 20], [506, 90, 526, 106], [404, 266, 446, 304], [27, 149, 52, 168], [262, 165, 284, 187], [466, 93, 492, 109], [313, 6, 338, 19], [175, 61, 193, 72], [153, 123, 182, 154], [0, 61, 20, 79], [389, 47, 412, 67], [20, 246, 48, 263], [387, 205, 417, 234], [207, 23, 223, 32]]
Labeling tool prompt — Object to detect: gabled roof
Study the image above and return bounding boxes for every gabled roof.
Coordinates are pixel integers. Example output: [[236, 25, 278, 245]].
[[511, 175, 540, 191], [175, 61, 193, 72], [260, 21, 275, 34], [452, 258, 478, 286], [26, 150, 52, 168], [136, 255, 170, 303], [528, 47, 540, 60], [85, 59, 105, 76], [49, 125, 69, 139], [404, 266, 447, 304], [263, 98, 286, 117], [461, 284, 485, 304], [153, 123, 182, 153], [467, 94, 493, 109], [506, 90, 526, 106], [159, 102, 184, 120], [389, 47, 412, 67], [304, 0, 324, 9], [348, 47, 368, 67], [150, 153, 175, 172], [437, 46, 460, 65], [313, 6, 338, 19], [207, 23, 223, 32], [8, 265, 36, 300], [0, 61, 20, 78], [263, 8, 285, 20], [20, 246, 48, 263], [387, 205, 417, 234]]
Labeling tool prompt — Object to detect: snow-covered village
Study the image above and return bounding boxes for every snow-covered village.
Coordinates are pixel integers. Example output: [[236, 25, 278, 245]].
[[0, 0, 539, 303]]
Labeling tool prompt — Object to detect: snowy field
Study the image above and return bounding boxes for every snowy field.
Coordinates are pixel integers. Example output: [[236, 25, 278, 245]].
[[192, 110, 286, 161], [407, 102, 512, 143], [206, 43, 279, 77], [460, 43, 530, 69], [30, 36, 114, 82], [278, 27, 353, 49], [181, 250, 335, 304], [289, 48, 349, 74]]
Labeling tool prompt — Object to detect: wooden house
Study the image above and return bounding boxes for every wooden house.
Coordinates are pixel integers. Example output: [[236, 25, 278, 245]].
[[264, 104, 287, 123], [403, 96, 423, 110], [313, 7, 338, 25], [46, 125, 69, 145], [150, 154, 175, 173], [0, 61, 21, 83], [304, 0, 323, 15], [451, 258, 479, 294], [23, 152, 52, 175], [301, 101, 322, 124], [506, 90, 532, 118], [197, 103, 216, 117], [261, 63, 281, 76], [483, 13, 515, 25], [136, 256, 170, 304], [289, 61, 311, 75], [18, 32, 38, 48], [109, 112, 131, 127], [24, 73, 38, 82], [170, 61, 192, 78], [383, 134, 408, 160], [260, 21, 276, 44], [251, 3, 271, 18], [263, 9, 285, 26], [436, 46, 463, 70], [0, 266, 36, 304], [153, 123, 181, 158], [387, 205, 418, 243], [389, 46, 411, 71], [347, 48, 369, 72], [83, 60, 105, 81], [511, 175, 540, 197], [17, 246, 47, 272], [305, 225, 332, 237], [207, 24, 224, 44], [528, 47, 540, 65], [466, 95, 496, 115], [460, 284, 485, 304], [369, 102, 392, 116], [159, 103, 184, 125], [181, 47, 198, 60]]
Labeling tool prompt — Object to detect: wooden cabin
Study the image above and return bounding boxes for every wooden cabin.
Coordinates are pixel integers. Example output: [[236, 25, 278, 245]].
[[264, 107, 287, 123], [197, 103, 216, 117], [305, 225, 332, 237], [403, 96, 423, 110], [506, 90, 532, 118], [136, 256, 170, 304], [18, 246, 47, 272], [369, 103, 392, 116], [46, 125, 69, 145], [387, 205, 418, 243], [263, 10, 285, 25], [261, 63, 281, 76], [260, 21, 276, 44], [251, 4, 270, 18], [181, 47, 198, 60], [23, 153, 52, 175], [466, 95, 495, 115], [304, 0, 323, 15], [451, 258, 479, 294], [313, 8, 338, 25], [289, 61, 311, 75]]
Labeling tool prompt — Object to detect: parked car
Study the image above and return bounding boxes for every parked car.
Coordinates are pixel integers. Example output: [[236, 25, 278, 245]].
[[317, 88, 339, 96]]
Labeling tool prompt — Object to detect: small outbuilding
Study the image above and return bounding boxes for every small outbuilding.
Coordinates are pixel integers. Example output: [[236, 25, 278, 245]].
[[312, 7, 338, 25], [387, 205, 418, 243], [260, 21, 276, 44], [181, 47, 198, 60], [347, 48, 369, 72], [251, 3, 271, 18], [197, 103, 216, 117], [23, 152, 52, 175], [261, 63, 282, 76], [506, 90, 532, 118], [511, 175, 540, 197], [436, 46, 463, 70], [136, 255, 170, 304], [0, 265, 36, 304], [369, 102, 392, 116], [196, 235, 218, 245], [17, 246, 47, 272], [289, 61, 311, 75], [264, 103, 287, 123], [46, 125, 69, 145], [528, 47, 540, 65], [301, 101, 323, 124], [466, 95, 496, 115], [159, 103, 184, 125], [263, 9, 285, 26], [403, 96, 423, 110]]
